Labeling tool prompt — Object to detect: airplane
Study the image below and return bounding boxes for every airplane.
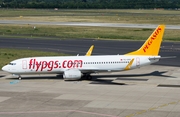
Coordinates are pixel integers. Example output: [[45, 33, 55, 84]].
[[2, 25, 167, 80]]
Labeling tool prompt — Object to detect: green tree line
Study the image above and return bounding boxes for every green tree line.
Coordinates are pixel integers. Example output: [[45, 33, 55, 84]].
[[0, 0, 180, 9]]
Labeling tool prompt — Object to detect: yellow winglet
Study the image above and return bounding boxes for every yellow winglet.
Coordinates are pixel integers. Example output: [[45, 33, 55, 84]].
[[126, 25, 165, 56], [124, 58, 134, 70], [86, 45, 94, 56]]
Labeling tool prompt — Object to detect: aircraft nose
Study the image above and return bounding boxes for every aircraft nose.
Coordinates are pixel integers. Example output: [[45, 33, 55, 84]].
[[2, 65, 8, 72]]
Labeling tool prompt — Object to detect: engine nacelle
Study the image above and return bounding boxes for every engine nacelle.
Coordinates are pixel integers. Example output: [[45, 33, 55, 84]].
[[63, 69, 82, 80]]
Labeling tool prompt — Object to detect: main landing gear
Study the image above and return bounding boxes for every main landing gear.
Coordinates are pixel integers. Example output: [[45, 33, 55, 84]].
[[83, 74, 92, 80]]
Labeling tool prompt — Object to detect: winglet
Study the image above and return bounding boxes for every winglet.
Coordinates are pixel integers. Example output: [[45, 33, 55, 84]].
[[86, 45, 94, 56], [126, 25, 165, 56], [124, 58, 134, 70]]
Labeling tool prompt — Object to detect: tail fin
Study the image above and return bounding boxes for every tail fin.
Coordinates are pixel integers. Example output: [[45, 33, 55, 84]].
[[126, 25, 165, 56], [86, 45, 94, 56]]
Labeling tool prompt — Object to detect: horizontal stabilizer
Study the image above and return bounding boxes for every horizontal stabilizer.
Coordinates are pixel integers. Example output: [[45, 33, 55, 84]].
[[159, 56, 176, 59], [149, 56, 176, 60]]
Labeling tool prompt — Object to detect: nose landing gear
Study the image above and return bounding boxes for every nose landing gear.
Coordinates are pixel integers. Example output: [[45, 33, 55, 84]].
[[12, 74, 22, 80], [18, 76, 22, 80]]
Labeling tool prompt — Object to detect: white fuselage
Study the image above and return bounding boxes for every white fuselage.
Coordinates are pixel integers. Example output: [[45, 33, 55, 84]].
[[2, 55, 159, 75]]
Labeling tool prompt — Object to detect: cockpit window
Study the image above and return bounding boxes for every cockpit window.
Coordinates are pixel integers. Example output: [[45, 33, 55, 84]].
[[8, 63, 16, 65]]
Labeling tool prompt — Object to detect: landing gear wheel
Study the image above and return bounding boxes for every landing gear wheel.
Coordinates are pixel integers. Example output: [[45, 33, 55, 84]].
[[86, 75, 92, 80], [82, 74, 92, 80], [18, 75, 22, 80]]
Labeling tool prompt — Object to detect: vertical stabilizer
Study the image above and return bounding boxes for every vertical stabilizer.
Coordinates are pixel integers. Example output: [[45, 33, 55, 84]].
[[126, 25, 165, 56]]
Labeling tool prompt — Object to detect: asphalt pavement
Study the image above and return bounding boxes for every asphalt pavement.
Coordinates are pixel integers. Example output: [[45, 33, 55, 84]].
[[0, 37, 179, 66]]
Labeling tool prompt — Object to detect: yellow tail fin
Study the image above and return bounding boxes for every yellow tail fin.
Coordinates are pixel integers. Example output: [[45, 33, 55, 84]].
[[86, 45, 94, 56], [126, 25, 165, 56]]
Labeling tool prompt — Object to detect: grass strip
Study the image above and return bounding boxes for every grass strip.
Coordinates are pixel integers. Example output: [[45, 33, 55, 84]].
[[0, 9, 180, 24], [0, 24, 179, 41]]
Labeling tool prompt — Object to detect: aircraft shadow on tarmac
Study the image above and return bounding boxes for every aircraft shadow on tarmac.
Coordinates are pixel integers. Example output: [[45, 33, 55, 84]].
[[88, 71, 175, 85], [5, 70, 175, 85], [7, 76, 63, 80], [0, 75, 5, 78], [92, 71, 175, 79]]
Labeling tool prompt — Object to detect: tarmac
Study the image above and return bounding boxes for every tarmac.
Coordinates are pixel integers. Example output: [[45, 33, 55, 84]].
[[0, 65, 180, 117]]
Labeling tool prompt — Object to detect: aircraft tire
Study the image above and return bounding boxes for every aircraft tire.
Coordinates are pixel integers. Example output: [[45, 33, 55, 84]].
[[86, 75, 92, 80]]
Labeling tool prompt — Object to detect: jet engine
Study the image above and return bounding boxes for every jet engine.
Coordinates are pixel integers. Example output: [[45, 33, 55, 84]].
[[63, 69, 82, 80]]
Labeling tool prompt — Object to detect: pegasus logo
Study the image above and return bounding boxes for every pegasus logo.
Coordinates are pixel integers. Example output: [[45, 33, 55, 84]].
[[143, 27, 162, 52]]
